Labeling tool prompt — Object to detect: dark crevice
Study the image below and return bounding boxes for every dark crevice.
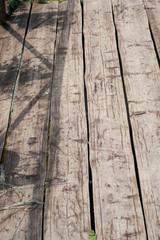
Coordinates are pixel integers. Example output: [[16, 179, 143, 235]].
[[0, 3, 32, 167], [41, 186, 46, 240], [80, 0, 95, 232], [143, 3, 160, 68], [41, 118, 51, 239], [41, 4, 59, 240], [148, 22, 160, 67], [111, 4, 149, 240], [10, 3, 33, 113]]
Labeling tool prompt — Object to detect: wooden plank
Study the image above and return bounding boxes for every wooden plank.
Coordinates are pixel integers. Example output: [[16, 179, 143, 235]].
[[143, 0, 160, 58], [0, 2, 58, 239], [83, 0, 146, 239], [44, 1, 91, 239], [0, 3, 30, 160], [112, 0, 160, 239]]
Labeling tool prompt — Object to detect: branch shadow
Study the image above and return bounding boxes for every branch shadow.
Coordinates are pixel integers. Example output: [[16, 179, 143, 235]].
[[0, 1, 76, 238], [0, 5, 69, 143]]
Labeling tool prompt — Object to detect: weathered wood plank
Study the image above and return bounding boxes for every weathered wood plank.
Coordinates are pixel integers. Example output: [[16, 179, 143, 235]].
[[0, 2, 58, 239], [0, 3, 30, 160], [112, 0, 160, 238], [44, 1, 90, 239], [143, 0, 160, 59], [83, 0, 146, 239]]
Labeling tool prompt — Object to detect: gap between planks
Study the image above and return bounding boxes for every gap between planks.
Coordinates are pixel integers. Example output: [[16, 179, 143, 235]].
[[81, 0, 96, 233]]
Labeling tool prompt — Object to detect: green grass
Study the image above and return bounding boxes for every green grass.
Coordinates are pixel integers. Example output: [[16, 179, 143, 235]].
[[88, 230, 96, 240]]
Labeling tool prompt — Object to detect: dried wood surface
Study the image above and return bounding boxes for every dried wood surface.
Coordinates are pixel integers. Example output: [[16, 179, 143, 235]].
[[0, 0, 160, 239], [143, 0, 160, 58], [83, 0, 146, 239], [112, 0, 160, 239], [44, 1, 90, 239], [0, 2, 58, 239], [0, 3, 30, 160]]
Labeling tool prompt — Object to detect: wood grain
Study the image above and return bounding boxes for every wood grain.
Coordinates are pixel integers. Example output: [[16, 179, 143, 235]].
[[0, 3, 30, 160], [112, 0, 160, 238], [44, 1, 90, 239], [143, 0, 160, 58], [83, 0, 146, 239], [0, 2, 58, 239]]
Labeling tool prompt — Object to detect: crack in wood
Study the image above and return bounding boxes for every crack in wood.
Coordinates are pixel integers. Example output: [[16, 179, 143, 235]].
[[130, 111, 146, 117], [148, 22, 160, 67], [142, 0, 160, 68]]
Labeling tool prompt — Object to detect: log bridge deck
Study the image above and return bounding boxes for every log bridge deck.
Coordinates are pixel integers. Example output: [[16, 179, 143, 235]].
[[0, 0, 160, 239]]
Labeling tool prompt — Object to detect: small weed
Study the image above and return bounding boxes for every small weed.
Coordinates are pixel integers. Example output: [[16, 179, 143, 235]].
[[8, 0, 23, 9], [0, 200, 44, 211], [34, 0, 48, 3], [0, 180, 27, 197], [0, 181, 43, 211], [88, 230, 96, 240], [57, 0, 68, 3]]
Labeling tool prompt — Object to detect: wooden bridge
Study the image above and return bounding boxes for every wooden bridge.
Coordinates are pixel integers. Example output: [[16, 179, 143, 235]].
[[0, 0, 160, 239]]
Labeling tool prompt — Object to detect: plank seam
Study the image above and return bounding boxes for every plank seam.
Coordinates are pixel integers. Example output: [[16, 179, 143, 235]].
[[111, 2, 149, 239], [41, 3, 59, 239], [10, 3, 33, 114], [80, 0, 96, 233], [0, 3, 32, 169]]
